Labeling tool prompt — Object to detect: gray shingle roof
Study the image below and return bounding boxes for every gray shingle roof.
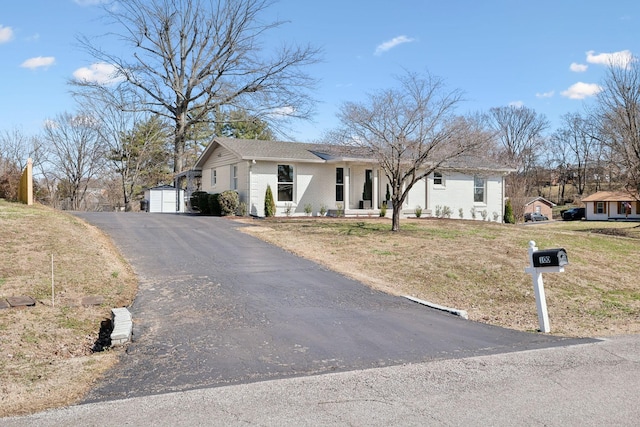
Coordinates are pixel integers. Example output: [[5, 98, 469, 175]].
[[195, 137, 513, 173]]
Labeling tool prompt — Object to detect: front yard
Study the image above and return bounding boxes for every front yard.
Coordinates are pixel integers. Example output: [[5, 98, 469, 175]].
[[240, 217, 640, 337]]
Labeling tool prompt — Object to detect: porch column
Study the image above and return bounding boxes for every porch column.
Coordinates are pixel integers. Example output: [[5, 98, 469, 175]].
[[373, 168, 379, 208], [344, 166, 350, 209]]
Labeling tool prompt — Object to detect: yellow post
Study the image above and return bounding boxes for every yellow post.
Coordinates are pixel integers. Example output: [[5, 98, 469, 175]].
[[19, 158, 33, 205]]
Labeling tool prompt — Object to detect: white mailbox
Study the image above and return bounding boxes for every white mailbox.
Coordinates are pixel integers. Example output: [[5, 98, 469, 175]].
[[524, 241, 568, 333]]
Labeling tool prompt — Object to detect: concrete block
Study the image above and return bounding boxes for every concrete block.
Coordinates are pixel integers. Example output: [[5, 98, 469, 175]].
[[110, 307, 132, 346]]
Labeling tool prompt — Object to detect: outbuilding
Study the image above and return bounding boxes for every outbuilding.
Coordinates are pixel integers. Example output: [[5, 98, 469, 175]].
[[143, 185, 185, 213]]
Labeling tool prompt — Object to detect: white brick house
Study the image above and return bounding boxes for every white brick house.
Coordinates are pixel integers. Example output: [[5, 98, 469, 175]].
[[191, 137, 513, 219]]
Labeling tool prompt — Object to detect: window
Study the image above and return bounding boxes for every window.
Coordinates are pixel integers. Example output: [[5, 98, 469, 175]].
[[596, 201, 606, 214], [211, 168, 217, 187], [336, 167, 344, 202], [473, 176, 486, 203], [433, 171, 444, 186], [231, 165, 238, 190], [277, 164, 294, 201]]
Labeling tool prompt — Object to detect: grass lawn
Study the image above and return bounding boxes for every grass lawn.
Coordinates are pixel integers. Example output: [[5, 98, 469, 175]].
[[0, 201, 137, 417], [2, 199, 639, 417], [240, 217, 640, 337]]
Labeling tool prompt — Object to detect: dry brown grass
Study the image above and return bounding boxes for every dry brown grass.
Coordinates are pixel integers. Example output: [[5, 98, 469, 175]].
[[0, 201, 137, 417], [240, 217, 640, 338], [3, 201, 639, 417]]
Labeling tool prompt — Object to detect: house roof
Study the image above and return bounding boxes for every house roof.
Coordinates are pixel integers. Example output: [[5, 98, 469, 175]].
[[524, 196, 556, 207], [193, 137, 515, 173], [581, 191, 639, 202]]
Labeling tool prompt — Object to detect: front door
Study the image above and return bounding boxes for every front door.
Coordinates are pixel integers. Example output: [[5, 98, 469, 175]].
[[363, 169, 373, 208]]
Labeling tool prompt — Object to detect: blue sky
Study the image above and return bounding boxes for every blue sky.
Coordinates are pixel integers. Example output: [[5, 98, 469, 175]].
[[1, 0, 639, 142]]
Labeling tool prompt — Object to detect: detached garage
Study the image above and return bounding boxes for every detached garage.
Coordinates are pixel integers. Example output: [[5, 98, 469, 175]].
[[143, 185, 185, 213]]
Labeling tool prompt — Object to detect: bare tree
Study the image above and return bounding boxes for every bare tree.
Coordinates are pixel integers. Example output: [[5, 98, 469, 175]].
[[485, 105, 549, 197], [593, 55, 640, 197], [551, 113, 600, 198], [546, 130, 572, 204], [75, 84, 172, 211], [78, 0, 320, 174], [0, 128, 48, 202], [0, 127, 33, 171], [335, 71, 491, 231], [43, 112, 106, 210]]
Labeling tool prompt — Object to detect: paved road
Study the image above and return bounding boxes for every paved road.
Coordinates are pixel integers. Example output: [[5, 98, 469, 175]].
[[73, 213, 590, 402], [5, 336, 639, 426]]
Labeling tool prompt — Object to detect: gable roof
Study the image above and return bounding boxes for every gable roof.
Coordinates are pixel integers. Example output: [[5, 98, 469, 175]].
[[582, 191, 639, 202], [524, 196, 556, 207], [193, 137, 514, 173]]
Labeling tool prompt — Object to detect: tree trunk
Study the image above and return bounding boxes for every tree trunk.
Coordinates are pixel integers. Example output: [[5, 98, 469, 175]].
[[391, 199, 402, 231], [174, 112, 187, 173]]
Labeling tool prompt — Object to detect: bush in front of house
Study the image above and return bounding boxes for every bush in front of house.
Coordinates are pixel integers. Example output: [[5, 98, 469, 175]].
[[504, 199, 515, 224], [200, 193, 211, 215], [218, 190, 239, 216], [265, 184, 276, 217], [208, 193, 221, 216], [190, 191, 208, 213]]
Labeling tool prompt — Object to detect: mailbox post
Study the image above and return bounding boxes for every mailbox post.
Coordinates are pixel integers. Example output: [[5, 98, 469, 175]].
[[524, 241, 568, 333]]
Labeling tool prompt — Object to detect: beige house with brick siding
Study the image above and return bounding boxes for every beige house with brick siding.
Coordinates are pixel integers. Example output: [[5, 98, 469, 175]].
[[190, 137, 513, 219]]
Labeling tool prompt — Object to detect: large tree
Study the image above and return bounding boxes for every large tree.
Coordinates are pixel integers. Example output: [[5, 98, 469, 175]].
[[335, 71, 491, 232], [79, 0, 320, 174], [215, 108, 274, 140], [593, 54, 640, 197]]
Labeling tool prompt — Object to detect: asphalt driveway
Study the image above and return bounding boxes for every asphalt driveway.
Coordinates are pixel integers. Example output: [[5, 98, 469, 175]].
[[74, 213, 591, 402]]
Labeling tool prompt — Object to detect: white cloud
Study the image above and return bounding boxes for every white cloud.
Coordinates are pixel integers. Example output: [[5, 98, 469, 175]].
[[586, 50, 634, 68], [570, 62, 588, 72], [509, 100, 524, 108], [268, 106, 295, 118], [561, 82, 602, 100], [21, 56, 55, 70], [0, 25, 14, 43], [536, 91, 554, 99], [374, 35, 415, 56], [73, 62, 122, 84]]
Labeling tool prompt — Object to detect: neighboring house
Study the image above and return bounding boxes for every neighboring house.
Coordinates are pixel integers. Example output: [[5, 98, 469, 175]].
[[581, 191, 640, 220], [191, 137, 513, 219], [524, 196, 555, 219]]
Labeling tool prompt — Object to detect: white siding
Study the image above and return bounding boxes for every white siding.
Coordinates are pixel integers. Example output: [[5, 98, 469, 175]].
[[197, 145, 506, 219], [425, 171, 504, 221], [585, 202, 606, 220], [199, 145, 250, 207], [250, 161, 335, 216]]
